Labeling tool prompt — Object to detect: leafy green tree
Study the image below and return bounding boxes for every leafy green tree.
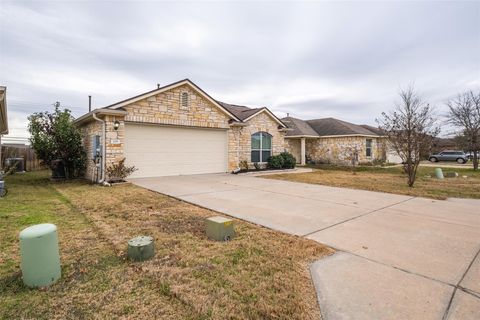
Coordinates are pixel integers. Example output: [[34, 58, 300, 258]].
[[28, 102, 86, 178]]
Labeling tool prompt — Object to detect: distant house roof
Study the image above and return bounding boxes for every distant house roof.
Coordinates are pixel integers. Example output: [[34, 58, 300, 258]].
[[0, 86, 7, 135], [282, 116, 381, 138], [359, 124, 384, 135]]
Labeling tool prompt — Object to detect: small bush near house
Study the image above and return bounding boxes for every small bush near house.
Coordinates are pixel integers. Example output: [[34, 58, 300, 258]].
[[105, 158, 137, 183], [267, 155, 285, 169], [268, 152, 296, 169], [253, 162, 261, 170], [280, 152, 296, 168], [239, 160, 249, 171]]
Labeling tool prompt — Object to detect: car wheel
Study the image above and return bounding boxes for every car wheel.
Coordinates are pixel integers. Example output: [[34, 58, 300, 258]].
[[457, 158, 466, 164], [429, 157, 438, 162]]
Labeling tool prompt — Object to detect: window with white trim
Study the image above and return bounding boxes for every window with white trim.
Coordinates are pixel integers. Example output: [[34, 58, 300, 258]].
[[251, 132, 272, 162], [180, 92, 189, 109], [366, 139, 373, 157]]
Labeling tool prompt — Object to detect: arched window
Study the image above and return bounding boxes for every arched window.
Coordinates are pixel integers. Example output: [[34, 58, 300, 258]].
[[251, 132, 272, 162]]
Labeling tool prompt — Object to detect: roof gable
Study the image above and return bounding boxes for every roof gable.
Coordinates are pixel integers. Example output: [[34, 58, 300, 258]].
[[106, 79, 241, 121], [218, 101, 286, 127], [243, 108, 286, 127]]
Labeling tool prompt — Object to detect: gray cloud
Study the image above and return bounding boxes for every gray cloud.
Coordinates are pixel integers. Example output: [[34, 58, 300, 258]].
[[0, 0, 479, 139]]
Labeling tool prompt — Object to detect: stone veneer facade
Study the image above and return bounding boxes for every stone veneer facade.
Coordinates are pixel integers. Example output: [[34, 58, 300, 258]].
[[228, 111, 286, 169], [286, 136, 386, 165], [80, 115, 126, 181], [284, 139, 301, 163], [78, 84, 286, 180], [122, 84, 231, 129]]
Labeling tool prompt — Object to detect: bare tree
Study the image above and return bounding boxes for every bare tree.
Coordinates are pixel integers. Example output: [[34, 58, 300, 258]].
[[446, 90, 480, 170], [377, 86, 440, 187]]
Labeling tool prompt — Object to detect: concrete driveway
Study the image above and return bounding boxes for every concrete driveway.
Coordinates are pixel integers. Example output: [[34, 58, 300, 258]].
[[131, 173, 480, 320]]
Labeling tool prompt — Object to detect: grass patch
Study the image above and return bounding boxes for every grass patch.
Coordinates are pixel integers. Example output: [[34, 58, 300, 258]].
[[0, 171, 332, 319], [264, 164, 480, 199]]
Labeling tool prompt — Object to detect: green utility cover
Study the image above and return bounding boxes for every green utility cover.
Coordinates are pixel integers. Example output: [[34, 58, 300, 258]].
[[205, 216, 235, 241], [19, 223, 61, 288], [127, 236, 155, 261]]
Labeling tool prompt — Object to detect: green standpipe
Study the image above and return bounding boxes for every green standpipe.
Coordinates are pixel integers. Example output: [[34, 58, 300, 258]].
[[19, 223, 61, 288], [435, 168, 444, 179]]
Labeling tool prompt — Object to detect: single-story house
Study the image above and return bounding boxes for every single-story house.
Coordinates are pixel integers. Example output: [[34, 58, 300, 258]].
[[0, 86, 8, 170], [282, 117, 386, 165], [75, 79, 289, 180], [76, 79, 386, 181]]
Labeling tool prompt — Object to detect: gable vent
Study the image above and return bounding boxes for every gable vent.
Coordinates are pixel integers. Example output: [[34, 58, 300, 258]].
[[180, 92, 189, 109]]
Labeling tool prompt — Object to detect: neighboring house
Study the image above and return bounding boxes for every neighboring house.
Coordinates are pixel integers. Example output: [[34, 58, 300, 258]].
[[75, 79, 288, 180], [0, 86, 8, 170], [432, 137, 459, 153], [282, 117, 386, 165]]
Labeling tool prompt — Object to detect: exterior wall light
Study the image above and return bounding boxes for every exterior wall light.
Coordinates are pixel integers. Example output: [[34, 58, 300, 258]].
[[113, 120, 120, 131]]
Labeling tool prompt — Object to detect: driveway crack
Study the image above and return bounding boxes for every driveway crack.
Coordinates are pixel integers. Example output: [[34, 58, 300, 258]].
[[442, 245, 480, 319], [302, 196, 415, 237]]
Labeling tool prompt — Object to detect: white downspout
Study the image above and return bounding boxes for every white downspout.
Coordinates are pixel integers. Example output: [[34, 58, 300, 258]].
[[92, 112, 106, 183]]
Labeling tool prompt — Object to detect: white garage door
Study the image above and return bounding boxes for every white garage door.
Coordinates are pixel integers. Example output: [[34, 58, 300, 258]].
[[124, 123, 228, 178]]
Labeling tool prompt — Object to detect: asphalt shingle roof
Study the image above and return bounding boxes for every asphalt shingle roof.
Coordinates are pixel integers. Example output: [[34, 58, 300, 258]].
[[281, 117, 380, 137], [282, 117, 319, 137], [308, 118, 378, 136], [360, 124, 384, 135], [216, 101, 263, 121]]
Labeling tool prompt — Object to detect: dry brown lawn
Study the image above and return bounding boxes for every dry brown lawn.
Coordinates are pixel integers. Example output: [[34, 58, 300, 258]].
[[0, 171, 332, 320], [264, 165, 480, 200]]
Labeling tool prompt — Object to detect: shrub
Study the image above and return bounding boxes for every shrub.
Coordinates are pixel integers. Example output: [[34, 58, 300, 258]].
[[253, 162, 261, 170], [239, 160, 249, 171], [106, 158, 137, 183], [2, 160, 18, 176], [280, 152, 296, 168], [372, 158, 385, 166], [28, 102, 86, 178], [267, 155, 284, 169]]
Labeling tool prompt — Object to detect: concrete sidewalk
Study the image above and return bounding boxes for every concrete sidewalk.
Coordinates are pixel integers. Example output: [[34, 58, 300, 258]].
[[131, 173, 480, 320]]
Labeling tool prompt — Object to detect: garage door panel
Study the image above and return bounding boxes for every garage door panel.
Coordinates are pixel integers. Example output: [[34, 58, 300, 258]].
[[124, 124, 228, 178]]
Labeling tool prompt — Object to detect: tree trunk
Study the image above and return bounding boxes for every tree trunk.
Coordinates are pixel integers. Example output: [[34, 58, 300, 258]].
[[473, 151, 478, 171]]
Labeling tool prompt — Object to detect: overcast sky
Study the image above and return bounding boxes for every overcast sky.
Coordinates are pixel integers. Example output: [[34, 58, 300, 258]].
[[1, 0, 479, 140]]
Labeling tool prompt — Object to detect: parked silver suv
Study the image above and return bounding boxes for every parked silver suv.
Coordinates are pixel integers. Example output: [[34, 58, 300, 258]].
[[429, 150, 468, 164]]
